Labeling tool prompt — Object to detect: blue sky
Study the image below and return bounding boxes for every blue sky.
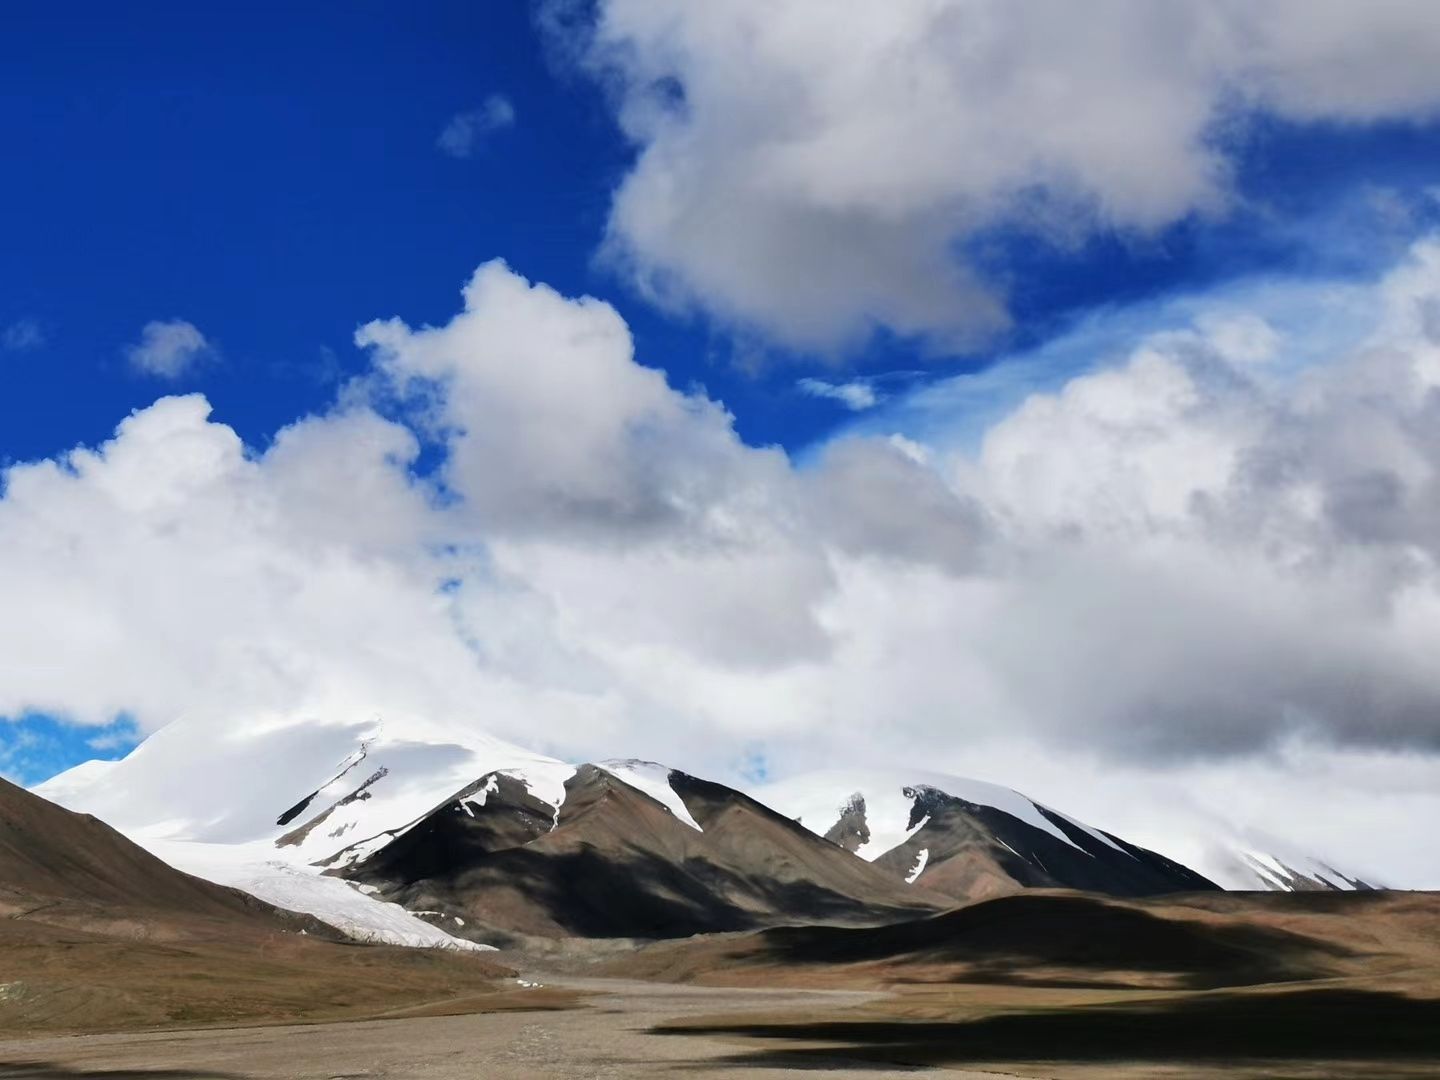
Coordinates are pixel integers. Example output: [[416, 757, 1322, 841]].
[[6, 3, 1440, 786], [8, 2, 1440, 468]]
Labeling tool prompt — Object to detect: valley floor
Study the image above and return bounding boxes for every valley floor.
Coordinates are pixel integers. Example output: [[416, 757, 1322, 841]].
[[0, 980, 952, 1080], [1, 971, 1438, 1079], [3, 891, 1438, 1077]]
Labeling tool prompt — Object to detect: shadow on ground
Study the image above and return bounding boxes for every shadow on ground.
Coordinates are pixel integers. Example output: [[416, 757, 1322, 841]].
[[657, 988, 1440, 1070], [754, 892, 1354, 989]]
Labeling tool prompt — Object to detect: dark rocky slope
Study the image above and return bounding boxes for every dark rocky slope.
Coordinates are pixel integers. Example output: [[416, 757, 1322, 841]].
[[334, 764, 950, 942], [870, 784, 1218, 903]]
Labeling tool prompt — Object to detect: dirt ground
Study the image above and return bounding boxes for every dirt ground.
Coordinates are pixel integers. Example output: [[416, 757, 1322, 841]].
[[1, 971, 1438, 1079], [2, 891, 1437, 1078], [0, 978, 992, 1079], [0, 918, 535, 1036], [594, 890, 1440, 1078]]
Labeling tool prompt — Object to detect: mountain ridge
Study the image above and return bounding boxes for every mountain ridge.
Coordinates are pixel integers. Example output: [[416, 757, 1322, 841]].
[[33, 716, 1378, 946]]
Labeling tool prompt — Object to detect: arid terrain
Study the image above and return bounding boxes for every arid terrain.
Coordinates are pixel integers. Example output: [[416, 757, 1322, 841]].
[[598, 889, 1440, 1078], [3, 887, 1438, 1077], [0, 981, 906, 1080], [5, 761, 1439, 1077], [0, 776, 558, 1036]]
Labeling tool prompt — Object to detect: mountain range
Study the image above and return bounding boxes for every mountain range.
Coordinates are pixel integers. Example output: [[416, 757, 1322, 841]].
[[32, 713, 1377, 948], [0, 773, 529, 1034]]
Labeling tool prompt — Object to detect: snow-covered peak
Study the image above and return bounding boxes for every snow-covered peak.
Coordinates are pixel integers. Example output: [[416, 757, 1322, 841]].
[[33, 710, 583, 948], [30, 756, 120, 810], [37, 710, 575, 866], [1219, 836, 1382, 892], [757, 768, 1119, 861], [598, 759, 703, 831]]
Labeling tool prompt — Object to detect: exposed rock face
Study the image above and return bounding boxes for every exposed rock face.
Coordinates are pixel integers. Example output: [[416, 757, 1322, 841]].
[[333, 765, 947, 943], [871, 786, 1219, 902], [822, 792, 870, 854], [1232, 851, 1382, 892], [324, 772, 558, 880]]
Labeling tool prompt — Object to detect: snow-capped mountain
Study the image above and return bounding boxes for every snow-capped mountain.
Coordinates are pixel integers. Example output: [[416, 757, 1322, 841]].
[[0, 774, 326, 937], [758, 770, 1378, 899], [330, 761, 944, 943], [35, 714, 1375, 948], [37, 712, 571, 861], [36, 715, 944, 945], [758, 770, 1218, 902], [36, 711, 572, 949], [1209, 837, 1383, 892]]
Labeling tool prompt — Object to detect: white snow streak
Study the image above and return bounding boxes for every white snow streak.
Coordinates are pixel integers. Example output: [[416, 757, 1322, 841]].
[[141, 838, 492, 951], [760, 769, 1108, 860], [599, 759, 703, 831]]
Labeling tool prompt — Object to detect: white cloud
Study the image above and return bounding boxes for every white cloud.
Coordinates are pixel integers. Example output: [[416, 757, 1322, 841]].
[[6, 245, 1440, 883], [558, 0, 1440, 352], [436, 95, 516, 159], [125, 319, 212, 378], [2, 319, 44, 352], [797, 377, 880, 411]]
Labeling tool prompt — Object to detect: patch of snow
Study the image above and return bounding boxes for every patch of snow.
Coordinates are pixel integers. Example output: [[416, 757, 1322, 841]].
[[935, 775, 1096, 855], [324, 824, 416, 870], [1043, 809, 1132, 856], [1237, 846, 1365, 891], [598, 759, 703, 831], [459, 775, 500, 816], [758, 778, 927, 861], [497, 764, 572, 819], [1068, 810, 1382, 892], [140, 838, 494, 951], [1239, 851, 1290, 889], [31, 758, 118, 803], [38, 711, 576, 872], [758, 769, 1108, 861], [905, 848, 929, 884]]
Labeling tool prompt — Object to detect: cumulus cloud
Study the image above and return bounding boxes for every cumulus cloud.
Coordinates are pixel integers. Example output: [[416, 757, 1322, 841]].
[[797, 377, 880, 410], [6, 245, 1440, 881], [2, 319, 44, 352], [436, 95, 516, 159], [558, 0, 1440, 352], [125, 319, 212, 378]]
